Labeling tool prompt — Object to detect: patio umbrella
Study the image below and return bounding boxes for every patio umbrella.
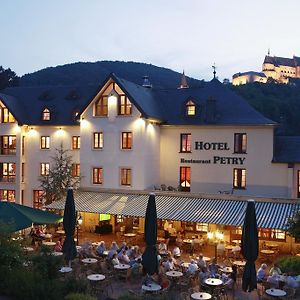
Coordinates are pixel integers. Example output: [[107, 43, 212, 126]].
[[142, 193, 158, 275], [0, 201, 62, 232], [62, 188, 77, 265], [241, 199, 259, 292]]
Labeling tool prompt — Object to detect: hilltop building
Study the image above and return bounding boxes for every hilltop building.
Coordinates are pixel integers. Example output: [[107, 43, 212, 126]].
[[0, 71, 299, 251], [232, 54, 300, 85]]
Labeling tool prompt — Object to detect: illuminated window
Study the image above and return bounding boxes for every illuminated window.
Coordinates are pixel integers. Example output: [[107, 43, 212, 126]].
[[42, 108, 50, 121], [258, 228, 286, 241], [0, 107, 15, 123], [234, 133, 247, 153], [33, 190, 44, 209], [93, 167, 103, 184], [93, 132, 103, 149], [180, 133, 191, 152], [233, 168, 246, 189], [0, 135, 16, 155], [72, 136, 80, 149], [121, 132, 132, 149], [196, 223, 208, 232], [120, 168, 131, 186], [22, 136, 25, 155], [94, 96, 108, 116], [0, 162, 16, 182], [116, 215, 124, 223], [21, 163, 25, 182], [40, 163, 50, 176], [118, 95, 132, 115], [0, 189, 15, 202], [72, 164, 80, 177], [180, 166, 191, 192], [41, 136, 50, 149], [186, 100, 196, 116]]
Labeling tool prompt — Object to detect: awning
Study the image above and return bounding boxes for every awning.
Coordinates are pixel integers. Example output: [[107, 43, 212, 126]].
[[46, 191, 299, 230]]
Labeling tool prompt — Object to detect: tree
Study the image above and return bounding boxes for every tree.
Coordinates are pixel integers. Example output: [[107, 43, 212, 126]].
[[0, 66, 19, 90], [286, 210, 300, 241], [39, 145, 81, 205]]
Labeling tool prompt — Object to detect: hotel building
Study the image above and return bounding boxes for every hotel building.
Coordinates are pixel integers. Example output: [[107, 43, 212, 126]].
[[0, 73, 299, 252]]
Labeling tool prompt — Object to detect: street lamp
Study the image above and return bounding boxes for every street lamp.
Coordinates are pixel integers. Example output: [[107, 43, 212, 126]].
[[76, 214, 83, 246]]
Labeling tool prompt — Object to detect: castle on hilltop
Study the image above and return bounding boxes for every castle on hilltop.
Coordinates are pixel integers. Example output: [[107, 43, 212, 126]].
[[232, 53, 300, 85]]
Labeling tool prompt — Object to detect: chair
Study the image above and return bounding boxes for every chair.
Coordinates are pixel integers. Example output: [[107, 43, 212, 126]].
[[179, 292, 190, 300], [283, 286, 296, 300]]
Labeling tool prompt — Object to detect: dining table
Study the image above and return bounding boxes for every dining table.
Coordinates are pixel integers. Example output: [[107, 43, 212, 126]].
[[87, 274, 105, 281], [142, 283, 162, 292], [191, 292, 212, 300], [265, 288, 286, 297]]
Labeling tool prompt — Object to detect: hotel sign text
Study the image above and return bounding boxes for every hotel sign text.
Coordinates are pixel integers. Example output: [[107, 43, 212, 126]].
[[180, 141, 246, 165]]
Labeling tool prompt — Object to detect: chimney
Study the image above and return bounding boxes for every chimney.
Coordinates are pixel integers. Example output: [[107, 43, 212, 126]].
[[178, 70, 189, 89], [142, 76, 152, 88], [206, 96, 216, 123]]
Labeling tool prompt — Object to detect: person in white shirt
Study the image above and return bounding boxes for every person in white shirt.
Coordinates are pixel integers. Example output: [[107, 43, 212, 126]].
[[119, 249, 130, 264], [163, 257, 175, 272], [172, 246, 181, 257], [111, 253, 120, 266], [187, 260, 199, 275], [257, 264, 268, 282], [197, 254, 207, 269], [158, 241, 167, 253]]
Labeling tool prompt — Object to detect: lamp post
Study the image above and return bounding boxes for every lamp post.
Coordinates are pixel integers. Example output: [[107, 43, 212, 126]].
[[76, 214, 83, 246]]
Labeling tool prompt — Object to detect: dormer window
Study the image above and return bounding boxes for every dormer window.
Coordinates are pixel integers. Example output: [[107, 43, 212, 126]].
[[118, 95, 132, 115], [94, 96, 108, 116], [42, 108, 50, 121], [186, 100, 196, 116]]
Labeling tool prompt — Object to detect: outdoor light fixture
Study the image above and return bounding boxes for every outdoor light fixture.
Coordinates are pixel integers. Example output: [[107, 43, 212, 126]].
[[76, 213, 83, 246]]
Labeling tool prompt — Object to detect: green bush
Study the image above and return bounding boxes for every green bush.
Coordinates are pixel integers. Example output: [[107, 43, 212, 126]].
[[62, 276, 89, 296], [65, 293, 97, 300], [277, 256, 300, 275]]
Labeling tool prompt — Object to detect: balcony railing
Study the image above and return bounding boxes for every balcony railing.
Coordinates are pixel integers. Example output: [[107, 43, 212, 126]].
[[0, 148, 16, 155], [0, 176, 16, 183]]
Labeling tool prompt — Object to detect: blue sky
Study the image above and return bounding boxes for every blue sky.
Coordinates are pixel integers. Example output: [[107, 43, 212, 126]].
[[1, 0, 300, 81]]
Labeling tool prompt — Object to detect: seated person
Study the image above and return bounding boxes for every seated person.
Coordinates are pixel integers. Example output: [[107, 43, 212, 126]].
[[54, 238, 63, 252], [118, 241, 127, 253], [131, 258, 142, 276], [110, 241, 119, 252], [257, 263, 268, 282], [163, 257, 175, 272], [187, 259, 199, 275], [222, 272, 235, 289], [286, 275, 300, 289], [158, 240, 168, 253], [198, 267, 209, 283], [118, 249, 130, 264], [197, 254, 207, 269], [208, 258, 220, 278], [172, 245, 181, 257], [108, 248, 117, 260], [111, 252, 120, 266], [216, 241, 225, 257], [96, 241, 106, 256], [269, 263, 282, 276]]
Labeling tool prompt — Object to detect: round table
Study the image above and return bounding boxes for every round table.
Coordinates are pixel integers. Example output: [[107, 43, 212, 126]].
[[204, 278, 223, 286], [142, 283, 162, 292], [42, 241, 56, 247], [183, 239, 193, 244], [82, 258, 98, 264], [261, 249, 275, 255], [124, 233, 136, 237], [225, 245, 234, 250], [221, 267, 233, 273], [114, 264, 130, 270], [191, 292, 212, 300], [53, 251, 63, 256], [44, 233, 52, 240], [233, 260, 246, 267], [59, 266, 72, 273], [166, 271, 183, 278], [265, 288, 286, 297], [232, 239, 241, 244], [87, 274, 105, 281]]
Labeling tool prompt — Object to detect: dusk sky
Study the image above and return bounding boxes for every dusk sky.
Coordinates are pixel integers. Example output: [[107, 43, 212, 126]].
[[2, 0, 300, 81]]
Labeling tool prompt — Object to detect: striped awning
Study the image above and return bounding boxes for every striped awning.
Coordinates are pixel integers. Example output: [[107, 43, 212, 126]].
[[46, 191, 300, 230]]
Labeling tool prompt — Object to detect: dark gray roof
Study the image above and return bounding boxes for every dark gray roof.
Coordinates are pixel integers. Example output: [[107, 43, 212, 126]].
[[232, 71, 266, 78], [273, 136, 300, 163], [0, 74, 276, 126], [0, 85, 100, 125], [263, 55, 295, 67]]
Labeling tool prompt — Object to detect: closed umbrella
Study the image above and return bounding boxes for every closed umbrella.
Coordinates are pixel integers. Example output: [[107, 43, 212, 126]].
[[241, 199, 259, 292], [62, 188, 77, 266], [142, 193, 158, 275], [0, 201, 62, 232]]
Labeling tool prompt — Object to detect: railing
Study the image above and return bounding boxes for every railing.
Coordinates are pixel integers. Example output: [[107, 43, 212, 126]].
[[0, 176, 16, 183], [0, 148, 16, 155]]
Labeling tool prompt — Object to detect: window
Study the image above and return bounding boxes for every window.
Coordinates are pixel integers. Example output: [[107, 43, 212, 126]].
[[180, 133, 191, 152], [94, 96, 108, 116], [116, 215, 124, 224], [233, 168, 246, 189], [0, 107, 15, 123], [41, 136, 50, 149], [180, 166, 191, 192], [42, 108, 50, 121], [121, 132, 132, 149], [234, 133, 247, 153], [21, 163, 25, 182], [186, 100, 196, 116], [72, 164, 80, 177], [120, 168, 131, 186], [93, 167, 103, 184], [93, 132, 103, 149], [196, 223, 208, 232], [40, 163, 50, 176], [0, 189, 15, 202], [118, 95, 132, 115], [298, 170, 300, 198], [0, 135, 16, 155], [72, 136, 80, 149], [33, 190, 44, 209], [0, 162, 16, 182], [258, 228, 286, 241], [22, 136, 25, 155]]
